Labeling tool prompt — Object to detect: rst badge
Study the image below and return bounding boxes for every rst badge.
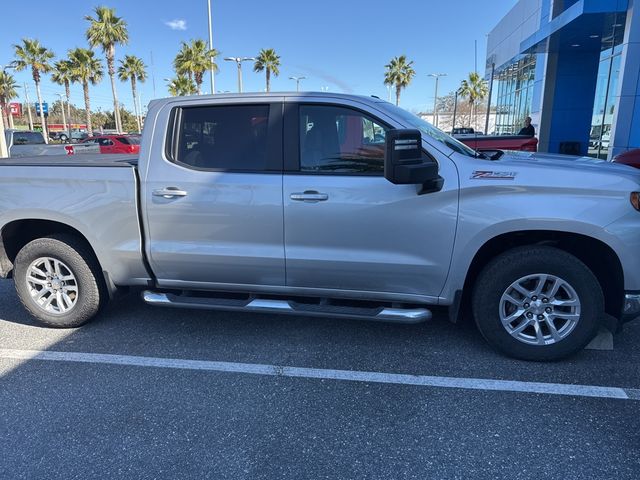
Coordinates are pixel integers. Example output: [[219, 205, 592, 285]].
[[471, 171, 517, 180]]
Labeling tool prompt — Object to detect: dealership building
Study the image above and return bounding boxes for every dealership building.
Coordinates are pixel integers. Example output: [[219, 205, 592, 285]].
[[486, 0, 639, 159]]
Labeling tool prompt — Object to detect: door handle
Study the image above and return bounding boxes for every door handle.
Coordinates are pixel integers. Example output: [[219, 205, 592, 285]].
[[153, 187, 188, 199], [290, 191, 329, 202]]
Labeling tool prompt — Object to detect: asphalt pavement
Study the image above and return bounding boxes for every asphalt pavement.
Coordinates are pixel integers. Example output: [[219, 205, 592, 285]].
[[0, 278, 638, 479]]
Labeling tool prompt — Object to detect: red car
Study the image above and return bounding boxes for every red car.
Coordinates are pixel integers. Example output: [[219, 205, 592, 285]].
[[81, 135, 141, 154], [613, 148, 640, 169]]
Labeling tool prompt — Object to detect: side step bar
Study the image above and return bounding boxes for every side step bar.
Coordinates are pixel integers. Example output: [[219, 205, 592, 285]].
[[141, 291, 432, 324]]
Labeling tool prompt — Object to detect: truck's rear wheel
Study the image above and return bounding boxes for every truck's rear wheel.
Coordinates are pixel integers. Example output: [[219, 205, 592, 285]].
[[472, 246, 603, 361], [14, 235, 106, 328]]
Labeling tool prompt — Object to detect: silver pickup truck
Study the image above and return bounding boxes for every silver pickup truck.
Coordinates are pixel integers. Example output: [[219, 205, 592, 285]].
[[4, 129, 99, 157], [1, 93, 639, 360]]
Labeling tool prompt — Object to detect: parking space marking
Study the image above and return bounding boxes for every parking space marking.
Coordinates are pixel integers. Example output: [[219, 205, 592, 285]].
[[1, 348, 637, 401]]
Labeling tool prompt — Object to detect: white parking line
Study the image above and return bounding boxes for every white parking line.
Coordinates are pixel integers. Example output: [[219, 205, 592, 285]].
[[0, 348, 637, 401]]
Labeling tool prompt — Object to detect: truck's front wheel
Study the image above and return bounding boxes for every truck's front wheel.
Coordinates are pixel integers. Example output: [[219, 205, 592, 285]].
[[14, 235, 106, 328], [472, 246, 603, 361]]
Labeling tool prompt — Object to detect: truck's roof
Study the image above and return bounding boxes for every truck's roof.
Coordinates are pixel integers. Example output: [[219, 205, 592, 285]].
[[148, 91, 388, 109]]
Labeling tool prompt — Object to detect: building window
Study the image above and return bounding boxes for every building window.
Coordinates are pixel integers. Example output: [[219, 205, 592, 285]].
[[494, 54, 536, 135], [588, 15, 626, 159]]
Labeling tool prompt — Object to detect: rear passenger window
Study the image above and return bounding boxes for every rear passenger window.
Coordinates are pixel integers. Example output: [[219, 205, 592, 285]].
[[173, 105, 270, 171]]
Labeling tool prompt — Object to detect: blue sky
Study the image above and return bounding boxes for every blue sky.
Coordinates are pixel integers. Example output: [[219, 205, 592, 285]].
[[1, 0, 517, 114]]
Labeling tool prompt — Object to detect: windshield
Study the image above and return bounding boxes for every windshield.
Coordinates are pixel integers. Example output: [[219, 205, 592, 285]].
[[380, 103, 479, 158]]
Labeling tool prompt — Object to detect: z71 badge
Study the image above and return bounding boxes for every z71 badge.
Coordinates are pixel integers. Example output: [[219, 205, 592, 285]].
[[471, 171, 517, 180]]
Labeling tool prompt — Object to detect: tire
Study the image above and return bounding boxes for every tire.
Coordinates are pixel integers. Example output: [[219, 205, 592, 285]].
[[14, 234, 106, 328], [59, 134, 68, 143], [472, 246, 603, 361]]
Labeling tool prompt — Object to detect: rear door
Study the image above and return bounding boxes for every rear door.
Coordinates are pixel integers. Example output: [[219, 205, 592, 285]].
[[142, 98, 285, 289]]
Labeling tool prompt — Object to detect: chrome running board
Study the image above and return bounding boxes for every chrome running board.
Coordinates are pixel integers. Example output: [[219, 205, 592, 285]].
[[142, 291, 432, 324]]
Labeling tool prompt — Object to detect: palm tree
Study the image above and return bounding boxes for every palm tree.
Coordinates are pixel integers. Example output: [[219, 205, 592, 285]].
[[253, 49, 280, 93], [118, 55, 147, 133], [384, 55, 416, 106], [168, 76, 196, 97], [457, 72, 489, 127], [51, 59, 74, 135], [13, 38, 55, 140], [68, 48, 103, 135], [86, 6, 128, 133], [0, 71, 18, 129], [173, 39, 218, 94]]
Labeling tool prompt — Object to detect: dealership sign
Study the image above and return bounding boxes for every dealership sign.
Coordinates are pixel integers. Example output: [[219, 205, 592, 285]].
[[9, 102, 22, 116]]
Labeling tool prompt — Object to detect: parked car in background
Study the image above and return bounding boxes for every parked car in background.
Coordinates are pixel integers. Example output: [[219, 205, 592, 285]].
[[456, 134, 539, 155], [3, 129, 99, 158], [451, 127, 478, 135], [48, 130, 90, 144], [612, 148, 640, 169], [81, 135, 141, 154]]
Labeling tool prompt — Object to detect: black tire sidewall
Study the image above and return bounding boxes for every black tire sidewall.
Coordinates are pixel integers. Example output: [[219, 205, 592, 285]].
[[472, 246, 603, 361], [14, 236, 103, 328]]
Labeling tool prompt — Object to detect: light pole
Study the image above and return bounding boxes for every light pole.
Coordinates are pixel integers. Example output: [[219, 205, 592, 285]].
[[207, 0, 215, 95], [56, 93, 68, 141], [428, 73, 447, 128], [289, 76, 306, 92], [224, 57, 255, 93], [0, 62, 18, 158]]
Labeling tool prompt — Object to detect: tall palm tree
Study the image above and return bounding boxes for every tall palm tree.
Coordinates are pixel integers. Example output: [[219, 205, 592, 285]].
[[13, 38, 55, 141], [173, 39, 218, 94], [51, 59, 74, 135], [457, 72, 489, 127], [384, 55, 416, 106], [118, 55, 147, 133], [253, 48, 281, 93], [167, 76, 196, 97], [0, 71, 18, 129], [68, 48, 103, 135], [86, 6, 128, 133]]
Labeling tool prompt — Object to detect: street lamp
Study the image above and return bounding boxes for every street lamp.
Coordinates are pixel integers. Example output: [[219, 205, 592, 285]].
[[0, 62, 19, 158], [289, 76, 306, 92], [428, 73, 447, 128], [224, 57, 255, 93], [55, 93, 69, 141], [207, 0, 216, 95]]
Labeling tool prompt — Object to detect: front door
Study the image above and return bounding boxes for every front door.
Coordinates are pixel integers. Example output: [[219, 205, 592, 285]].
[[283, 102, 458, 298], [143, 100, 285, 289]]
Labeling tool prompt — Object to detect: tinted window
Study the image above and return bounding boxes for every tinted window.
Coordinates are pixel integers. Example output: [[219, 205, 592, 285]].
[[299, 105, 387, 174], [174, 105, 270, 171], [13, 132, 45, 145], [98, 138, 113, 146], [118, 136, 140, 145]]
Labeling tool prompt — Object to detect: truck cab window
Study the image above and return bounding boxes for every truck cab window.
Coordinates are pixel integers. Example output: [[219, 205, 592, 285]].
[[173, 105, 270, 171], [299, 105, 387, 174]]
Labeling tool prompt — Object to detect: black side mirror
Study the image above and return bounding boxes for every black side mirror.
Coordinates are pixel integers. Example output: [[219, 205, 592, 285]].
[[384, 129, 441, 189]]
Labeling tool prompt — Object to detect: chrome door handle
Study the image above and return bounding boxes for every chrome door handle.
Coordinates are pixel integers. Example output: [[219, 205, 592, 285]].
[[153, 187, 188, 199], [290, 191, 329, 202]]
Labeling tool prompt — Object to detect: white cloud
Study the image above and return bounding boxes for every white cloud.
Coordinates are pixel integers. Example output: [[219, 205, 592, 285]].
[[165, 19, 187, 31]]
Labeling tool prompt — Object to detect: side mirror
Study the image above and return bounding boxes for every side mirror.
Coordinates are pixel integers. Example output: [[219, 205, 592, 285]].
[[384, 129, 441, 188]]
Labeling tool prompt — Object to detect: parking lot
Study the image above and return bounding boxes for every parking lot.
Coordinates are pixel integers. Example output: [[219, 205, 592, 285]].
[[0, 278, 639, 479]]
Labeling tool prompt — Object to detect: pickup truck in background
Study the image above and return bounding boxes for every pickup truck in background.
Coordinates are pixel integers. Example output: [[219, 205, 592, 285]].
[[454, 132, 539, 155], [1, 92, 639, 361], [4, 129, 99, 158]]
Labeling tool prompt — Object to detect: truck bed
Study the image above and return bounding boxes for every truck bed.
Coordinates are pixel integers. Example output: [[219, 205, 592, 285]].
[[0, 153, 138, 167], [0, 155, 148, 285]]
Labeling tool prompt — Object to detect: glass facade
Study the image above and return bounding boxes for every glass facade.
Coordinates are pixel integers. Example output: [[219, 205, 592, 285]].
[[588, 16, 626, 159], [493, 54, 536, 135]]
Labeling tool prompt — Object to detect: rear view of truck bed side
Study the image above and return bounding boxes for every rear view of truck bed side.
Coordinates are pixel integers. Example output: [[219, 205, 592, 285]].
[[0, 156, 150, 293]]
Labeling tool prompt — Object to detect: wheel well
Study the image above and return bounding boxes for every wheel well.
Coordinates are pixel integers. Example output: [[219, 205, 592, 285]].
[[0, 220, 104, 281], [462, 231, 625, 319]]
